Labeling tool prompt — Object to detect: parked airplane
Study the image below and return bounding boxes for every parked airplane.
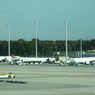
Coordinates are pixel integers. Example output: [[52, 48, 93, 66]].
[[64, 57, 95, 65], [0, 56, 12, 62], [0, 57, 5, 62], [10, 54, 58, 65]]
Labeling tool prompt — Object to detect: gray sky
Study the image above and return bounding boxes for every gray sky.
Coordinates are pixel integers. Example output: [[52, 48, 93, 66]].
[[0, 0, 95, 41]]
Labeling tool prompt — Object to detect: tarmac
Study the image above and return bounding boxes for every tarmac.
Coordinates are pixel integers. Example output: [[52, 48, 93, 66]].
[[0, 62, 95, 95]]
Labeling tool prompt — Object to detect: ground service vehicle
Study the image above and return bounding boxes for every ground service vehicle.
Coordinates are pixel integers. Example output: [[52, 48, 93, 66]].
[[0, 73, 15, 78]]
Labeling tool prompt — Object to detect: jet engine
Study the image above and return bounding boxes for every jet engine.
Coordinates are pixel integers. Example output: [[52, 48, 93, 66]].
[[85, 61, 90, 65]]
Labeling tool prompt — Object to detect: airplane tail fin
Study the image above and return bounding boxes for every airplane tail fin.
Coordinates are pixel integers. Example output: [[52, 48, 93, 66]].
[[53, 54, 58, 58], [47, 54, 58, 64], [10, 54, 15, 58]]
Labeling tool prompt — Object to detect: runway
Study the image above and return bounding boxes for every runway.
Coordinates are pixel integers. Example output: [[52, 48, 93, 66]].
[[0, 63, 95, 95]]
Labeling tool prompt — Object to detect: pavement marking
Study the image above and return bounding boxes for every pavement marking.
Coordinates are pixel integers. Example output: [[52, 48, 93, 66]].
[[63, 76, 95, 78]]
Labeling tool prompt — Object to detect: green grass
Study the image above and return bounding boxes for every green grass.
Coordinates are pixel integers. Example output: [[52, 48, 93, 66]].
[[58, 51, 75, 57]]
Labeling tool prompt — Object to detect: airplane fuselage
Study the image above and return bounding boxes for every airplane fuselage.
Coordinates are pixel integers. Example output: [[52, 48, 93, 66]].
[[65, 57, 95, 65]]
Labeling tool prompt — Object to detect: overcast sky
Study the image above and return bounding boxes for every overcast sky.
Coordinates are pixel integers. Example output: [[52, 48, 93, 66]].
[[0, 0, 95, 41]]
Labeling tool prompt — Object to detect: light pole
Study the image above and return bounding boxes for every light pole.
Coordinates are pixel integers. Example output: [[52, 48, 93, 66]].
[[80, 32, 82, 58], [63, 19, 68, 61], [33, 21, 37, 58], [5, 22, 10, 56]]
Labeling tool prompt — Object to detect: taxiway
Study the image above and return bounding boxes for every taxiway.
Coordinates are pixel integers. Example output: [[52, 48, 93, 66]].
[[0, 63, 95, 95]]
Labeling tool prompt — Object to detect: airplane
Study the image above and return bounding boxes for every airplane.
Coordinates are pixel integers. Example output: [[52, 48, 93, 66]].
[[0, 57, 5, 62], [0, 56, 12, 62], [64, 57, 95, 66], [10, 54, 59, 65]]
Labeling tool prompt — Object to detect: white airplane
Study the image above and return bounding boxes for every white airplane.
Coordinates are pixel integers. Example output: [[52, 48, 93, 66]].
[[0, 57, 5, 62], [65, 57, 95, 65], [10, 54, 58, 65], [0, 56, 12, 62]]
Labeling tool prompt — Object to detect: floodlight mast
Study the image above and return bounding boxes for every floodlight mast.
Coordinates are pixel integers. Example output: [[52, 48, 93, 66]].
[[5, 22, 10, 56], [33, 21, 37, 58], [80, 32, 83, 58], [63, 19, 68, 61]]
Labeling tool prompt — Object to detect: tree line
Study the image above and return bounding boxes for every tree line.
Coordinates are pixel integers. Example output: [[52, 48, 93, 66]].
[[0, 39, 95, 57]]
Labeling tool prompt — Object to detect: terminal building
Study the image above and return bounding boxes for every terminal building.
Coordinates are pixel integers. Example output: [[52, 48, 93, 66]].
[[74, 51, 95, 58]]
